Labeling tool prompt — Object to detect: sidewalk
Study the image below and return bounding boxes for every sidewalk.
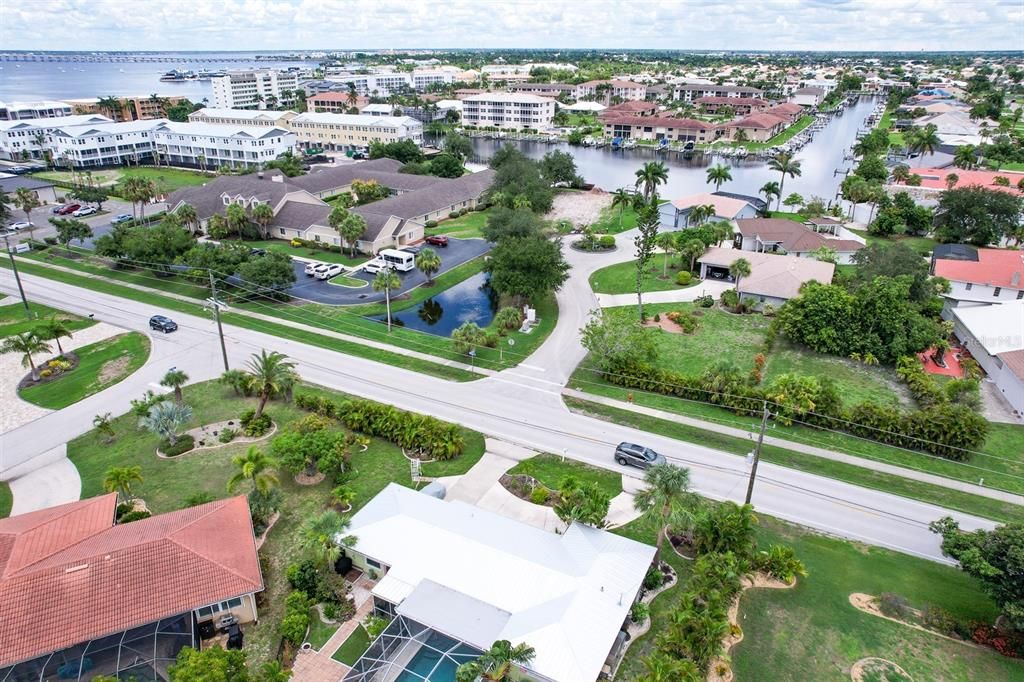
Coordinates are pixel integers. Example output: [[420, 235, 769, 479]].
[[564, 389, 1024, 505], [596, 279, 732, 308]]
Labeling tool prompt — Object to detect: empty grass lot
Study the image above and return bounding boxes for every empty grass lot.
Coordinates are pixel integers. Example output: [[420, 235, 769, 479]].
[[592, 204, 641, 235], [20, 332, 151, 409], [507, 453, 623, 499], [589, 259, 699, 295], [37, 167, 211, 194]]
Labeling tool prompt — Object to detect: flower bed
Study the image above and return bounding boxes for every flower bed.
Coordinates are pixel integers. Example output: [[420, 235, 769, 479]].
[[156, 418, 277, 458], [16, 353, 79, 391]]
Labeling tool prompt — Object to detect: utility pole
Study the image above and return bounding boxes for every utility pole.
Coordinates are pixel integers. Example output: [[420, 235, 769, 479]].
[[208, 271, 230, 373], [744, 401, 771, 505], [2, 234, 32, 319]]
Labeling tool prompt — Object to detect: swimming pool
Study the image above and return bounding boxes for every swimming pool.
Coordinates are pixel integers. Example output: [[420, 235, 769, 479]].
[[393, 631, 481, 682]]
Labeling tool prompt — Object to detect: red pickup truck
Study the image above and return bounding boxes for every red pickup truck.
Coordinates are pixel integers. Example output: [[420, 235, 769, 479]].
[[424, 235, 449, 247]]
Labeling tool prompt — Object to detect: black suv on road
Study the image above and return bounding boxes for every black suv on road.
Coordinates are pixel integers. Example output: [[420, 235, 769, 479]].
[[149, 315, 178, 333], [614, 442, 667, 469]]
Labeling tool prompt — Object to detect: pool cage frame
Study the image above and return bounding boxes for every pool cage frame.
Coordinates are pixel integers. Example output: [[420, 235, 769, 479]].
[[343, 614, 483, 682]]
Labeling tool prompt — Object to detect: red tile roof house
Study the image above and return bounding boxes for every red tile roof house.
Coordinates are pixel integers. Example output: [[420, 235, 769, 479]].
[[0, 494, 263, 681], [693, 97, 769, 115], [735, 218, 865, 264], [597, 100, 659, 120], [898, 168, 1024, 196], [601, 116, 722, 144], [722, 112, 788, 142], [933, 247, 1024, 308]]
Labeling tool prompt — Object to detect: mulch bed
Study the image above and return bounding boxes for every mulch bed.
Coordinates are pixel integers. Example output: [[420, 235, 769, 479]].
[[499, 473, 556, 506], [17, 352, 79, 391], [668, 530, 698, 560]]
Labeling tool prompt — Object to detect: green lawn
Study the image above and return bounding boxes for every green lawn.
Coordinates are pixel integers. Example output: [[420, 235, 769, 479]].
[[0, 301, 96, 338], [589, 259, 698, 295], [425, 210, 490, 239], [767, 211, 807, 223], [0, 482, 11, 519], [507, 453, 623, 499], [998, 162, 1024, 171], [235, 240, 366, 268], [327, 274, 368, 288], [20, 332, 151, 409], [68, 379, 486, 666], [591, 205, 640, 235], [306, 609, 340, 651], [846, 228, 939, 258], [722, 115, 816, 151], [37, 166, 211, 194], [332, 625, 371, 665]]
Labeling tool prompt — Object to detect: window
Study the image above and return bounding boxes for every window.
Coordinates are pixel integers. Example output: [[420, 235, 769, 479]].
[[994, 287, 1002, 297], [1017, 291, 1023, 300], [366, 558, 382, 569], [965, 283, 972, 291]]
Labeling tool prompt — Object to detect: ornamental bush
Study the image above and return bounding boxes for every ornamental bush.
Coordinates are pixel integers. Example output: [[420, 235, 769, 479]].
[[598, 235, 615, 249], [425, 220, 438, 228], [676, 270, 692, 286]]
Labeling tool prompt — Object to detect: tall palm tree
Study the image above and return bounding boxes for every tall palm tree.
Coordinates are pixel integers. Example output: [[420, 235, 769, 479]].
[[945, 173, 960, 190], [176, 203, 199, 234], [656, 232, 676, 277], [760, 181, 781, 210], [96, 95, 123, 121], [767, 151, 802, 211], [890, 163, 911, 184], [678, 237, 706, 273], [329, 206, 366, 257], [729, 257, 752, 293], [299, 509, 350, 568], [953, 145, 977, 170], [633, 463, 697, 557], [705, 164, 732, 192], [160, 369, 189, 403], [456, 640, 537, 682], [13, 187, 41, 240], [373, 268, 401, 333], [416, 248, 442, 285], [1, 332, 51, 381], [227, 446, 280, 495], [908, 124, 940, 166], [634, 161, 669, 201], [245, 349, 297, 419], [610, 188, 633, 228], [34, 316, 73, 355], [251, 202, 274, 239], [103, 465, 143, 502]]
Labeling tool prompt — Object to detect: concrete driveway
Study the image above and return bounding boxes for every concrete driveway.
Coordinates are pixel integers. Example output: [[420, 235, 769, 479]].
[[286, 238, 491, 305]]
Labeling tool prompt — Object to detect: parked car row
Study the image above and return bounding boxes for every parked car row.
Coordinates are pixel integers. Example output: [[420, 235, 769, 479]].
[[304, 262, 346, 281]]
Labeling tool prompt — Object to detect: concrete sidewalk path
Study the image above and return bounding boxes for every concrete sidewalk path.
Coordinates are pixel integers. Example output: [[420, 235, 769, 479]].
[[596, 279, 732, 308], [9, 448, 81, 516]]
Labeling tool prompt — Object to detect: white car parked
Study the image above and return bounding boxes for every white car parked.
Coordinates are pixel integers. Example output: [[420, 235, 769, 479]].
[[363, 258, 386, 274], [316, 264, 344, 280], [8, 221, 32, 231], [72, 206, 98, 217], [307, 264, 330, 278]]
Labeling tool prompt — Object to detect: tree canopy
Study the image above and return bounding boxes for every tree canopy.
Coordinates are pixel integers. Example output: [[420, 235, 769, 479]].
[[488, 145, 554, 213], [485, 235, 569, 303], [933, 185, 1023, 246]]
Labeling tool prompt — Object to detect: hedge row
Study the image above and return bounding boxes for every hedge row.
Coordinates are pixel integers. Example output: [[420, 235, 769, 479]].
[[603, 361, 988, 461], [294, 392, 465, 460]]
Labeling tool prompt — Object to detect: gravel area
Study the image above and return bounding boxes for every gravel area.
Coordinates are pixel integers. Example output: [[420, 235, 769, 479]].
[[0, 322, 124, 434], [546, 190, 612, 228]]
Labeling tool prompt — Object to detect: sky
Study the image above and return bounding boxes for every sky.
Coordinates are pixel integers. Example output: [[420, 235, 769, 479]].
[[1, 0, 1022, 53]]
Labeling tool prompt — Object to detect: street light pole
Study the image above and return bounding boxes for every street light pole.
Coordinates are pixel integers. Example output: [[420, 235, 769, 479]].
[[208, 271, 230, 373], [2, 234, 32, 319], [744, 401, 771, 506]]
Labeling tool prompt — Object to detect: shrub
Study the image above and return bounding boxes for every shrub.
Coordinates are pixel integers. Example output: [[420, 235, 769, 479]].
[[43, 236, 58, 245], [159, 434, 195, 456], [239, 409, 272, 437], [118, 510, 152, 523], [448, 211, 460, 219], [425, 220, 438, 228], [287, 560, 322, 597], [676, 270, 692, 286], [920, 604, 957, 636], [762, 303, 776, 317], [364, 614, 390, 640], [116, 502, 133, 518], [290, 239, 303, 247], [39, 368, 53, 378], [643, 567, 665, 591], [720, 289, 739, 308], [598, 235, 615, 249], [753, 544, 807, 583], [493, 306, 524, 332], [248, 488, 281, 535], [695, 294, 714, 308], [322, 602, 338, 621], [630, 601, 650, 624], [878, 592, 913, 620], [530, 486, 550, 505], [653, 313, 661, 322], [218, 428, 236, 444], [279, 612, 309, 646]]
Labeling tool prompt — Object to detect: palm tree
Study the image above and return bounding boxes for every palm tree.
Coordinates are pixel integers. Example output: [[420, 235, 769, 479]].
[[1, 332, 51, 381], [456, 640, 537, 682], [634, 161, 669, 201], [678, 238, 706, 273], [373, 268, 401, 333], [34, 316, 73, 355], [416, 248, 442, 285], [299, 509, 350, 568], [760, 181, 781, 210], [890, 163, 911, 184], [711, 220, 733, 247], [103, 465, 143, 502], [177, 203, 199, 234], [908, 124, 940, 166], [633, 463, 697, 557], [196, 153, 207, 173], [767, 151, 802, 211], [638, 652, 700, 682], [705, 164, 732, 192], [346, 82, 359, 107], [733, 128, 749, 144], [245, 349, 297, 419], [93, 412, 116, 444], [953, 145, 977, 170], [729, 257, 752, 293], [227, 446, 280, 495], [945, 173, 960, 190], [13, 187, 41, 240], [96, 95, 123, 121], [139, 401, 192, 445], [610, 188, 633, 228], [330, 206, 366, 257], [251, 202, 274, 239], [160, 368, 189, 403]]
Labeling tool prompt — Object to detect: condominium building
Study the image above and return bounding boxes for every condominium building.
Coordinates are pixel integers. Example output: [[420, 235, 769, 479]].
[[573, 80, 647, 103], [152, 121, 296, 170], [211, 69, 301, 109], [672, 84, 764, 102], [188, 108, 298, 128], [0, 114, 112, 161], [288, 112, 423, 151], [0, 100, 73, 121], [461, 93, 556, 130], [602, 116, 721, 143], [307, 92, 370, 113], [322, 69, 461, 97], [63, 96, 192, 122], [47, 120, 163, 168]]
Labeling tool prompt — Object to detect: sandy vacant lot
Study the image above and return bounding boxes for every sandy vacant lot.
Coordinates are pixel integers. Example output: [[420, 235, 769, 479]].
[[546, 190, 612, 227]]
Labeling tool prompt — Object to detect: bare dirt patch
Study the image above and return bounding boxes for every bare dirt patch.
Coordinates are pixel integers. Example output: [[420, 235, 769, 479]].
[[98, 355, 130, 384], [643, 318, 685, 334], [850, 657, 913, 682], [545, 190, 611, 227]]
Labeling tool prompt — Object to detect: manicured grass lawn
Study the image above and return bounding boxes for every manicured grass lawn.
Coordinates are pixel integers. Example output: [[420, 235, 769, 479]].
[[847, 228, 939, 258], [0, 301, 95, 338], [0, 482, 11, 519], [767, 211, 807, 223], [425, 209, 490, 239], [332, 625, 371, 665], [68, 379, 487, 666], [235, 240, 366, 268], [508, 453, 623, 499], [589, 259, 698, 295], [306, 609, 340, 651], [998, 162, 1024, 171], [591, 205, 640, 235], [732, 517, 1022, 681], [37, 167, 211, 194], [327, 274, 368, 288], [20, 332, 151, 409]]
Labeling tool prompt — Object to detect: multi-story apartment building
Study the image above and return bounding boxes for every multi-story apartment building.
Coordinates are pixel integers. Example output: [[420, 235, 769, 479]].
[[0, 114, 112, 161], [323, 69, 461, 97], [288, 112, 423, 151], [47, 120, 162, 168], [602, 116, 721, 144], [152, 121, 295, 170], [211, 69, 301, 109], [0, 100, 73, 121], [508, 83, 575, 97], [461, 93, 555, 130], [672, 84, 764, 102], [63, 95, 191, 122], [307, 92, 369, 113], [188, 108, 297, 128], [573, 80, 647, 103]]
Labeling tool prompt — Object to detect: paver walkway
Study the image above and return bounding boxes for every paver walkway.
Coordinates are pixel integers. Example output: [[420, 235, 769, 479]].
[[290, 573, 376, 682], [595, 279, 732, 308]]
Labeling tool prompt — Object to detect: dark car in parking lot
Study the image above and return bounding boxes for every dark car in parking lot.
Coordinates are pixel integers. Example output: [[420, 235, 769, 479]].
[[149, 315, 178, 333], [614, 442, 667, 469], [56, 204, 82, 215]]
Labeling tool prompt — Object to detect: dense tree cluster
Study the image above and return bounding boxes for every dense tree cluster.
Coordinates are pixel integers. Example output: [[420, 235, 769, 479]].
[[933, 185, 1024, 246]]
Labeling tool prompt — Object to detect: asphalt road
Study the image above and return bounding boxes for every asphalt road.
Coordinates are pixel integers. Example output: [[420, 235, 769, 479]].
[[0, 264, 996, 564]]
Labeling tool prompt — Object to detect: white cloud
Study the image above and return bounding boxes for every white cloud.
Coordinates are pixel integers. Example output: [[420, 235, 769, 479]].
[[0, 0, 1021, 51]]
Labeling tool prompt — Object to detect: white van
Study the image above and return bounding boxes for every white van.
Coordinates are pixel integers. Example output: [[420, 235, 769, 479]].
[[316, 264, 344, 280], [363, 258, 386, 274], [379, 248, 415, 272]]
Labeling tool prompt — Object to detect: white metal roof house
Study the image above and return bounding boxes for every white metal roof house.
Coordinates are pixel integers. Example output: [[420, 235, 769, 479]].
[[342, 484, 656, 682], [951, 301, 1024, 418]]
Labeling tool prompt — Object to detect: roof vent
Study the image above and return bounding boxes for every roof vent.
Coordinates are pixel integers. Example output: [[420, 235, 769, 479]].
[[1013, 271, 1021, 287], [64, 564, 89, 574]]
